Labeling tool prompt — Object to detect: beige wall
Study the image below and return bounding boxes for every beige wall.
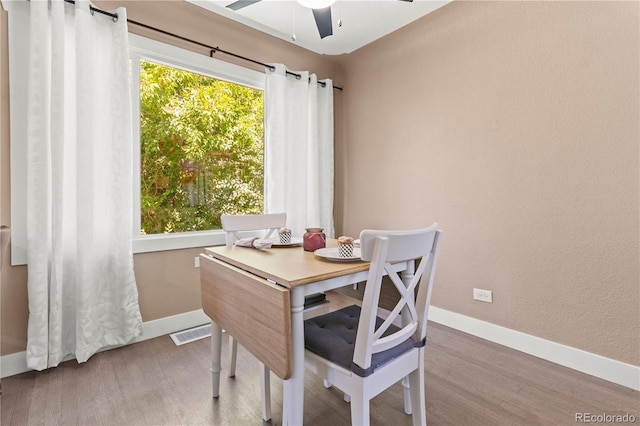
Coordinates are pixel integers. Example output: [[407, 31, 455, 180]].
[[2, 0, 639, 368], [339, 1, 639, 365]]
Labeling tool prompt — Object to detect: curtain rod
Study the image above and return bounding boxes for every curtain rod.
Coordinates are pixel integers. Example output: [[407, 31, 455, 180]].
[[62, 0, 343, 91]]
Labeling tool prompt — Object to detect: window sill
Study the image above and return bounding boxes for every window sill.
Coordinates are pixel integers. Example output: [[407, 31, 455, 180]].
[[132, 231, 226, 254]]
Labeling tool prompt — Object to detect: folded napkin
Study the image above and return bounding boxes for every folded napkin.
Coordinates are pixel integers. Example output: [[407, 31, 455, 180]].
[[234, 237, 273, 250]]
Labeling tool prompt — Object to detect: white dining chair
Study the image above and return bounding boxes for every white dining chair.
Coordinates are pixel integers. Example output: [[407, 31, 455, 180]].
[[220, 212, 328, 422], [220, 212, 285, 422], [302, 224, 442, 425]]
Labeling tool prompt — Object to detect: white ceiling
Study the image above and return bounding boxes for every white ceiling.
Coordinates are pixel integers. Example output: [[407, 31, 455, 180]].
[[188, 0, 451, 55]]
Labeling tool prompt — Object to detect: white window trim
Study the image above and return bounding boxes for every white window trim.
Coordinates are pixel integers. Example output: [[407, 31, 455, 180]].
[[6, 0, 30, 266], [128, 34, 266, 254]]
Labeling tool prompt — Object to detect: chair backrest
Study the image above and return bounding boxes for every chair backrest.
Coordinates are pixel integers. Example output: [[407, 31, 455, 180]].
[[353, 224, 442, 371], [221, 213, 287, 247]]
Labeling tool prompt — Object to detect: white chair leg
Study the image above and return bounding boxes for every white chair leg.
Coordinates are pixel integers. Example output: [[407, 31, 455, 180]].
[[408, 362, 427, 426], [228, 335, 238, 378], [349, 393, 369, 426], [403, 375, 412, 414], [343, 393, 351, 403], [260, 362, 272, 421]]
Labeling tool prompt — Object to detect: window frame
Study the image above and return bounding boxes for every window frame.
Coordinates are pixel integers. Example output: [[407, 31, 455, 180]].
[[128, 34, 266, 253], [5, 9, 266, 265], [6, 0, 32, 266]]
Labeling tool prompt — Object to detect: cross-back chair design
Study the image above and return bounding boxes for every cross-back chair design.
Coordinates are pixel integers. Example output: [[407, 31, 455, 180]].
[[303, 224, 442, 425]]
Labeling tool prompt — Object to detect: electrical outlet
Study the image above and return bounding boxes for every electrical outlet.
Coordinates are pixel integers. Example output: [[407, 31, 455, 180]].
[[473, 288, 493, 303], [194, 256, 200, 268]]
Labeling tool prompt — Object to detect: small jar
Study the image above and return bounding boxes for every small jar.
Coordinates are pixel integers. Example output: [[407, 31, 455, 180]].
[[279, 228, 292, 244], [303, 228, 326, 252]]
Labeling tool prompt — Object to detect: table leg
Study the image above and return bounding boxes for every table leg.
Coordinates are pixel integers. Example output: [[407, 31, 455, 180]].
[[210, 320, 223, 398], [282, 288, 305, 425]]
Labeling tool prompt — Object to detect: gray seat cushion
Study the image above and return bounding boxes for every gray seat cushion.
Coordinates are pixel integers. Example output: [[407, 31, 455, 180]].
[[304, 305, 416, 377]]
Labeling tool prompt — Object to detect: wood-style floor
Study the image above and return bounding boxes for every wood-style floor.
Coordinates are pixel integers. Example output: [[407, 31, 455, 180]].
[[2, 294, 638, 425]]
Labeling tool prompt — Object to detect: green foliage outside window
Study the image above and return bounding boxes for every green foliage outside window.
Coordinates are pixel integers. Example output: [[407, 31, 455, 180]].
[[139, 60, 264, 234]]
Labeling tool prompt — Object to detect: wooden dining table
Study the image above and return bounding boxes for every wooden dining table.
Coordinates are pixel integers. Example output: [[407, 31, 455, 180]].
[[199, 239, 409, 425]]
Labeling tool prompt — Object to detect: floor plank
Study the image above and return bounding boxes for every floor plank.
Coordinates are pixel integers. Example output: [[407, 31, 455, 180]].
[[2, 293, 638, 425]]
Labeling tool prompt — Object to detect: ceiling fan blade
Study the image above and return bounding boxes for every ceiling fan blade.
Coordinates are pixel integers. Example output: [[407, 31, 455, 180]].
[[312, 7, 333, 39], [227, 0, 262, 11], [398, 0, 414, 2]]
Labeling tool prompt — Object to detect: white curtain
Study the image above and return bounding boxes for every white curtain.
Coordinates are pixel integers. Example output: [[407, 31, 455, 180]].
[[264, 64, 335, 238], [26, 0, 142, 370]]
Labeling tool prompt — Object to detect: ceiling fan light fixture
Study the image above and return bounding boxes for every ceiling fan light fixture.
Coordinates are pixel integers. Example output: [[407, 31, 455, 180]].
[[296, 0, 336, 9]]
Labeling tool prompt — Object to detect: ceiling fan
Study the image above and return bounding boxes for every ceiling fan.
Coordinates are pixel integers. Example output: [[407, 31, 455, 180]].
[[226, 0, 414, 39]]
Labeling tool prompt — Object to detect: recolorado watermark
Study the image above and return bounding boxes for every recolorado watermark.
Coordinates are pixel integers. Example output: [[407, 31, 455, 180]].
[[575, 412, 637, 423]]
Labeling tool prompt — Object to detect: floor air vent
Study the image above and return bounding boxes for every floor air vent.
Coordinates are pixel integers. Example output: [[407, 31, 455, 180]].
[[170, 323, 211, 346]]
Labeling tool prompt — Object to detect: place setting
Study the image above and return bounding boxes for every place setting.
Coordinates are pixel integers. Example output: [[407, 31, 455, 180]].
[[313, 235, 362, 262], [269, 228, 303, 247], [232, 228, 302, 250], [296, 227, 363, 262], [235, 225, 362, 261]]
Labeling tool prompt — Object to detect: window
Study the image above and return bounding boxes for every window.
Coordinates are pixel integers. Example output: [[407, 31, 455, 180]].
[[129, 35, 266, 252], [5, 20, 266, 263], [138, 60, 264, 234]]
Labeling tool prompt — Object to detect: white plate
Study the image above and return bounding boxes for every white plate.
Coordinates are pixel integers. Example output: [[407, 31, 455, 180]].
[[314, 247, 362, 262], [269, 237, 303, 248]]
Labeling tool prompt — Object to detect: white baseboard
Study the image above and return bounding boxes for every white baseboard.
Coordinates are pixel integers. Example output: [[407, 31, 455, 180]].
[[0, 309, 211, 379], [132, 309, 210, 344], [3, 307, 638, 391], [0, 351, 29, 379], [428, 306, 640, 391]]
